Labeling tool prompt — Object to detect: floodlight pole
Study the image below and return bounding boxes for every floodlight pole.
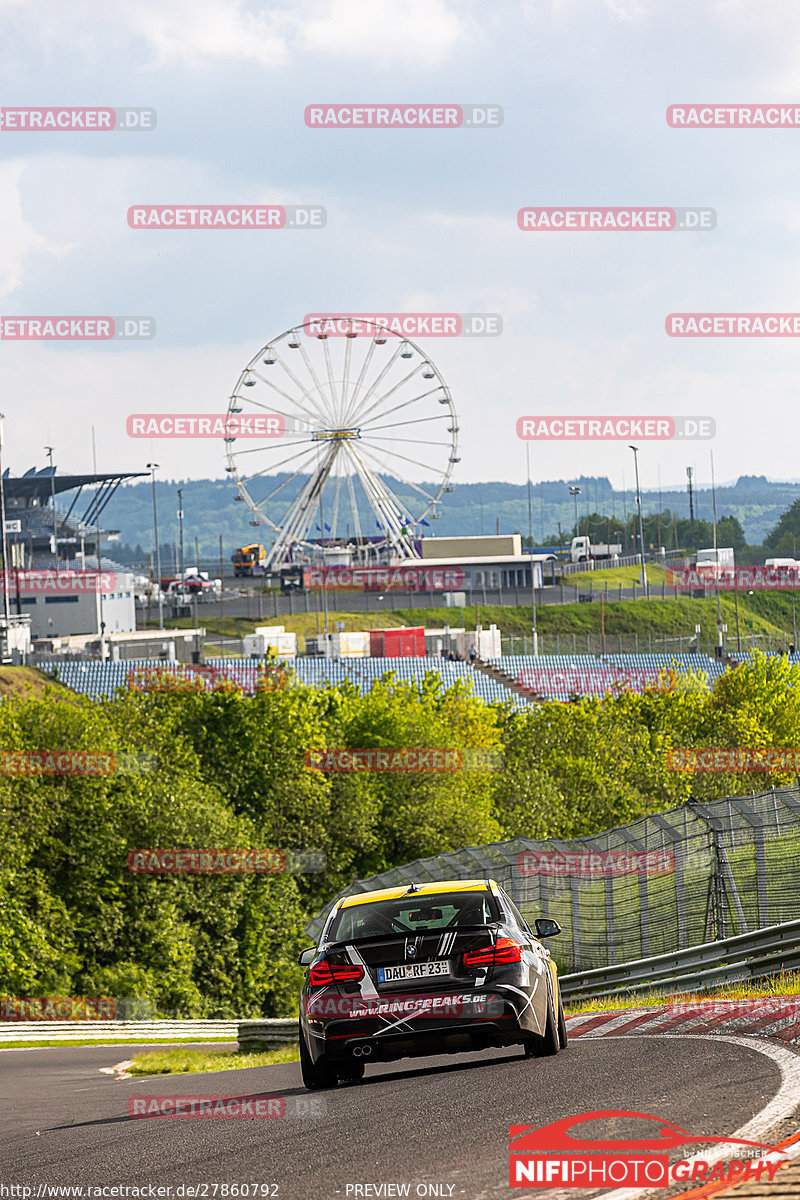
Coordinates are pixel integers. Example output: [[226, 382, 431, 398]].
[[629, 445, 648, 596], [45, 445, 58, 568], [147, 463, 163, 630], [0, 416, 11, 636]]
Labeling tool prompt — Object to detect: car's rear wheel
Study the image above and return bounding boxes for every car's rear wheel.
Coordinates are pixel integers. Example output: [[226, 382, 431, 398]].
[[299, 1024, 338, 1090], [338, 1059, 365, 1083], [556, 984, 568, 1049], [525, 983, 560, 1058]]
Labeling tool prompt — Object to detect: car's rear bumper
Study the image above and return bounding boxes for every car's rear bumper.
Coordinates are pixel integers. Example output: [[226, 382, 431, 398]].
[[304, 1007, 531, 1064]]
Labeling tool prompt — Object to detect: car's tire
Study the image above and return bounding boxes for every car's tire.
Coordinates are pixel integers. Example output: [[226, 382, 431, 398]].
[[338, 1059, 365, 1084], [525, 983, 560, 1058], [299, 1024, 338, 1090], [556, 984, 568, 1049]]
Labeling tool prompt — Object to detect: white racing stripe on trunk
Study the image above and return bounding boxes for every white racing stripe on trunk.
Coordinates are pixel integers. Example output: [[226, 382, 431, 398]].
[[346, 944, 379, 996], [595, 1034, 800, 1200]]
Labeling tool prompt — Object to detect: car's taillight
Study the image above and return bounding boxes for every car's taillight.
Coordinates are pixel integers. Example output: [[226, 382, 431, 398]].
[[463, 937, 523, 969], [308, 959, 365, 986]]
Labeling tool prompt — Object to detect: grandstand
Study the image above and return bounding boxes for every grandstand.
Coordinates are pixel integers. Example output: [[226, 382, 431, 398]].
[[37, 651, 738, 705], [3, 464, 147, 568], [490, 653, 726, 702]]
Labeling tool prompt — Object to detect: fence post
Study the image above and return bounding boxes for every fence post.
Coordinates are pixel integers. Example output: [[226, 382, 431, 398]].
[[572, 633, 576, 654], [570, 875, 582, 972], [651, 811, 688, 949], [604, 875, 616, 965], [619, 584, 622, 602]]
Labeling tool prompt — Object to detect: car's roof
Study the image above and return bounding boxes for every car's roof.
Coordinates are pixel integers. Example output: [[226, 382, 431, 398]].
[[337, 879, 496, 910]]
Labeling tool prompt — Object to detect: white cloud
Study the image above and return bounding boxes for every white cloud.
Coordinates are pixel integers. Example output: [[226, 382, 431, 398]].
[[0, 0, 471, 69], [125, 0, 290, 68], [0, 161, 72, 300], [295, 0, 472, 66]]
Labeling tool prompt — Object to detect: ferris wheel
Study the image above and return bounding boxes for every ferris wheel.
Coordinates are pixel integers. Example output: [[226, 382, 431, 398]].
[[224, 318, 459, 568]]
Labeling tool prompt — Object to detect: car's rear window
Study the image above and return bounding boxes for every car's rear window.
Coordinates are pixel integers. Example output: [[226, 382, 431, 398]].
[[328, 891, 497, 943]]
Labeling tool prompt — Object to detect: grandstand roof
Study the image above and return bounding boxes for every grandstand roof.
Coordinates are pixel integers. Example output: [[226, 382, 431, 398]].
[[3, 468, 147, 501]]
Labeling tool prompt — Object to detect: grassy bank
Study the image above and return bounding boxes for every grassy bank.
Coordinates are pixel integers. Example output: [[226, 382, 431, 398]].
[[148, 593, 792, 653], [128, 1043, 299, 1076], [564, 971, 800, 1015], [572, 564, 668, 589]]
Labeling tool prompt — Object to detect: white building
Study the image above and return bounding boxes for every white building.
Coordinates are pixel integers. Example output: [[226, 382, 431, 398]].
[[18, 571, 136, 639]]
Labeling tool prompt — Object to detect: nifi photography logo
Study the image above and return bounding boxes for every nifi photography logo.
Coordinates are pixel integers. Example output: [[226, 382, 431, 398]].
[[508, 1110, 786, 1189]]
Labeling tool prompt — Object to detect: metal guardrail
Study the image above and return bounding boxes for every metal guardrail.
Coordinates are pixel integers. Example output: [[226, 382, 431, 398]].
[[0, 1017, 298, 1047], [0, 1020, 241, 1043], [237, 1019, 297, 1048], [559, 917, 800, 1001]]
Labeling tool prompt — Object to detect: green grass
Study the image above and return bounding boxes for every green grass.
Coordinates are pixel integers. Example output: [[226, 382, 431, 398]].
[[572, 564, 668, 589], [565, 971, 800, 1015], [128, 1043, 300, 1075], [147, 593, 794, 653]]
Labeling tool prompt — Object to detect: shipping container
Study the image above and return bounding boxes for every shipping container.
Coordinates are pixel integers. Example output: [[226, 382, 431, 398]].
[[369, 626, 426, 657]]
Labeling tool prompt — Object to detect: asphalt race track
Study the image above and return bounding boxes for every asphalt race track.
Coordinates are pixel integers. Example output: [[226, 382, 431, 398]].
[[0, 1035, 795, 1200]]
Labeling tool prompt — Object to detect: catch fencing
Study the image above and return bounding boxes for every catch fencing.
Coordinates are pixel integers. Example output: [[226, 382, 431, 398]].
[[306, 787, 800, 975], [559, 917, 800, 1000]]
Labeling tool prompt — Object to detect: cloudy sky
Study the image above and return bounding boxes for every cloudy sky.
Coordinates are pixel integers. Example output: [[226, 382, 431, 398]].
[[1, 0, 799, 504]]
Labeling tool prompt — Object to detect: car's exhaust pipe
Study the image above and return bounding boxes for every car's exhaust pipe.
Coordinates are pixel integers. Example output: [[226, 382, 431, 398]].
[[352, 1044, 373, 1057]]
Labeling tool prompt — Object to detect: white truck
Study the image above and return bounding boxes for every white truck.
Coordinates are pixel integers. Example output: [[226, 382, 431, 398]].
[[570, 535, 622, 563], [696, 548, 735, 569]]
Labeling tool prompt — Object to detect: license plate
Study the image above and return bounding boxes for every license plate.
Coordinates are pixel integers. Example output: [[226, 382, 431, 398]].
[[377, 960, 450, 983]]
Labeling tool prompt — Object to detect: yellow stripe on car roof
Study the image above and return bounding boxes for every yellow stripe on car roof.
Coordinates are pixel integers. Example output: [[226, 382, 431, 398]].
[[339, 880, 495, 909]]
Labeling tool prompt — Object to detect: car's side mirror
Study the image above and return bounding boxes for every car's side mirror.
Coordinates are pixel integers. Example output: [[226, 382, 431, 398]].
[[298, 947, 317, 966], [534, 918, 562, 939]]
